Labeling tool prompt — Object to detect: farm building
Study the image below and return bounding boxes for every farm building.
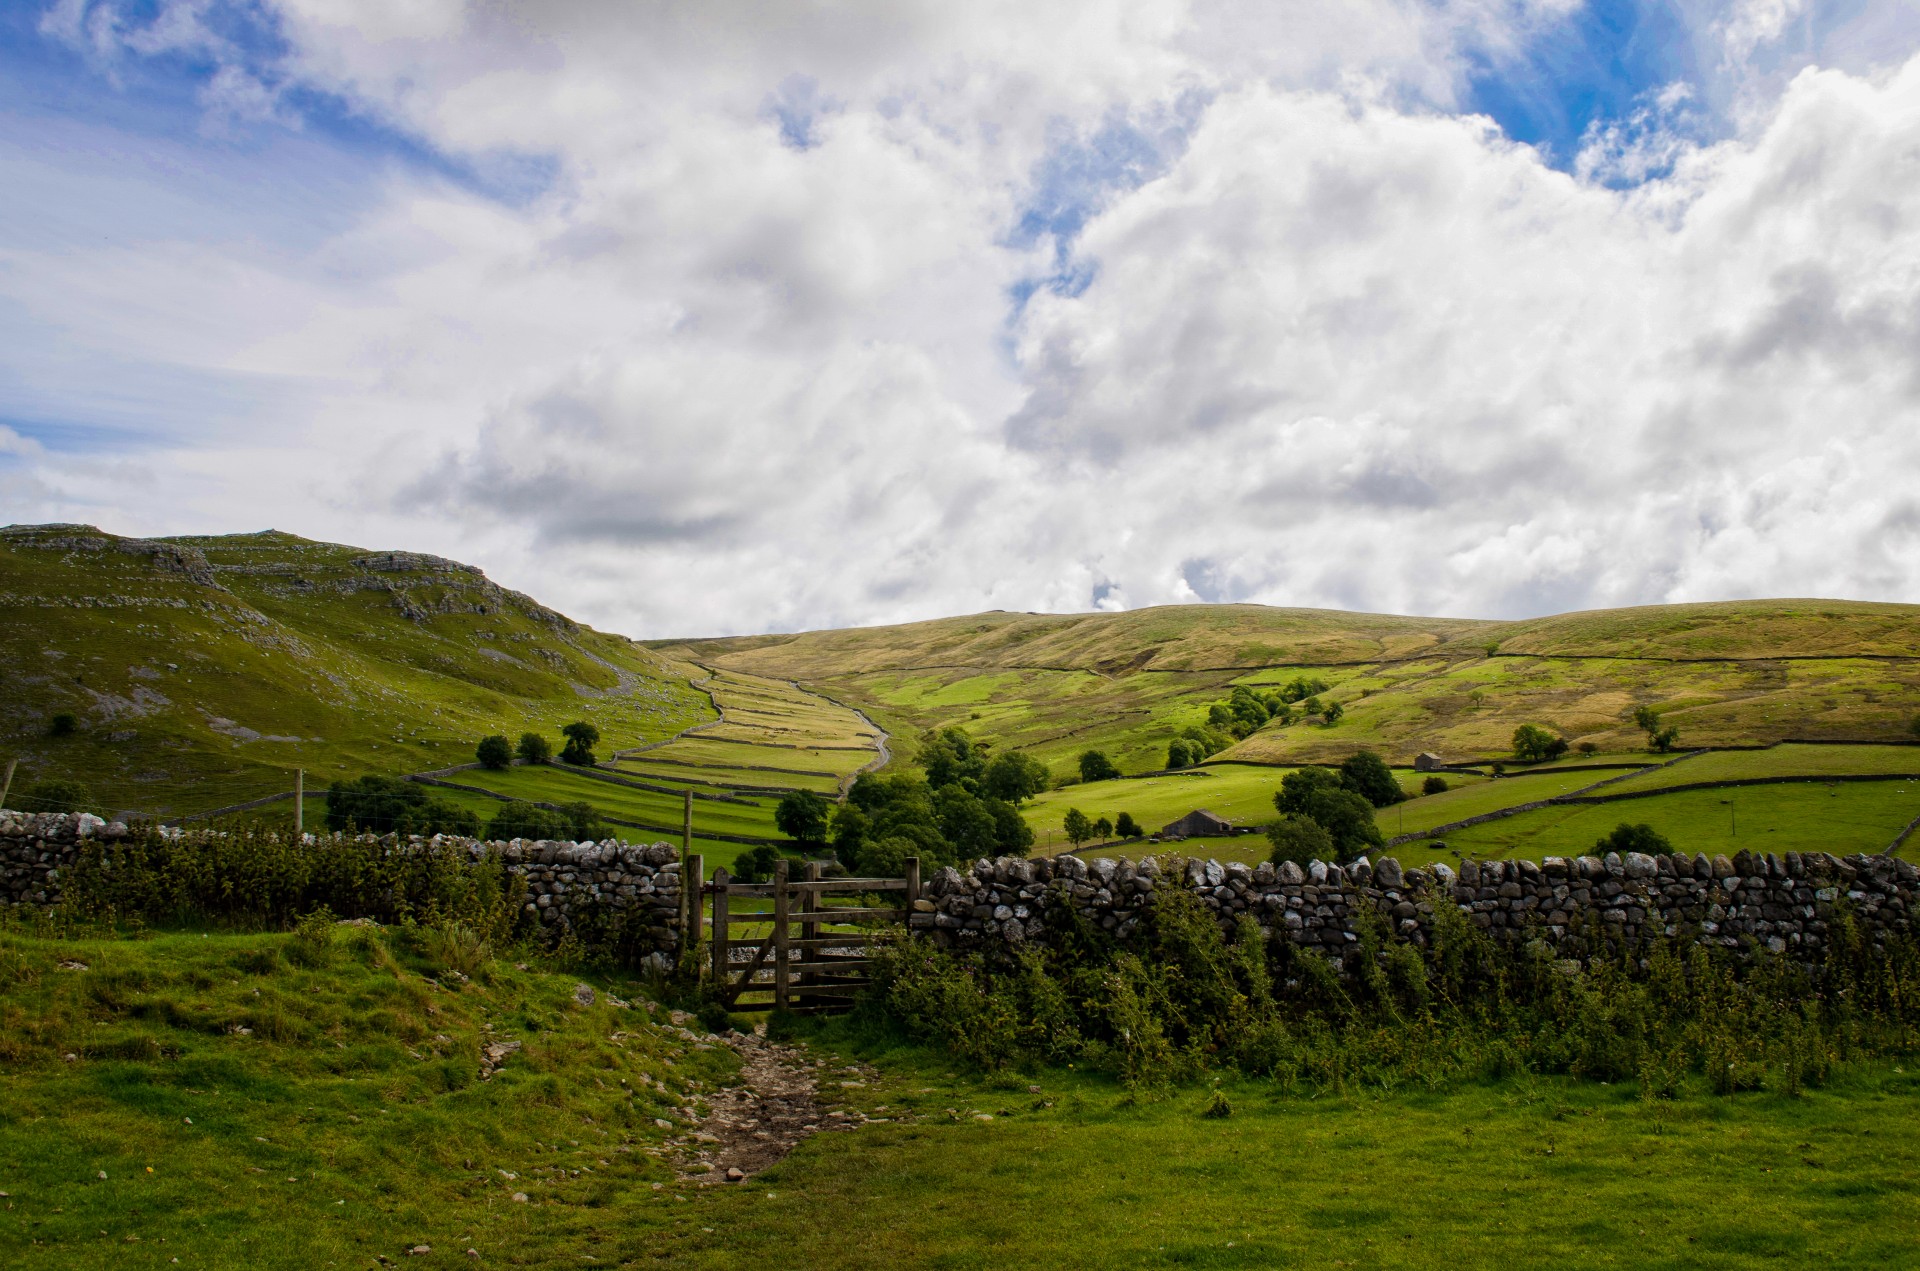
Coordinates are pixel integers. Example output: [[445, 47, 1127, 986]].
[[1413, 752, 1447, 771], [1160, 809, 1233, 839]]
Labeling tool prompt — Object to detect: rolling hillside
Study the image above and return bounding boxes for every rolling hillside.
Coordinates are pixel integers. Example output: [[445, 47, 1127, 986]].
[[0, 524, 709, 817], [656, 600, 1920, 780]]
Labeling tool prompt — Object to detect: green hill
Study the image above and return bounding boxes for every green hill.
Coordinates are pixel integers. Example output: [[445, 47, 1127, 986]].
[[658, 599, 1920, 779], [0, 525, 709, 818]]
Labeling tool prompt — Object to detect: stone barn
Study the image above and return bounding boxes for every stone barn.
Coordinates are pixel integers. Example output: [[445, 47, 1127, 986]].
[[1414, 752, 1447, 771], [1160, 809, 1233, 839]]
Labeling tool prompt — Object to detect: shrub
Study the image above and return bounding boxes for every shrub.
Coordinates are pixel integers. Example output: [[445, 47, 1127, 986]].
[[1166, 739, 1194, 770], [324, 776, 479, 837], [1115, 812, 1141, 839], [475, 734, 512, 769], [1512, 724, 1569, 763], [1078, 751, 1121, 782], [1577, 741, 1599, 755], [1266, 814, 1334, 867], [487, 800, 572, 841], [48, 712, 77, 738], [14, 777, 94, 814], [1422, 775, 1450, 795], [732, 844, 791, 884], [284, 909, 337, 969], [423, 921, 491, 978], [1092, 816, 1113, 840], [559, 721, 600, 766], [516, 732, 552, 764], [1595, 822, 1674, 855]]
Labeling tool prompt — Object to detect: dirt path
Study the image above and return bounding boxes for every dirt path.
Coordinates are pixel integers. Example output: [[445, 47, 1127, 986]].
[[668, 1028, 884, 1185]]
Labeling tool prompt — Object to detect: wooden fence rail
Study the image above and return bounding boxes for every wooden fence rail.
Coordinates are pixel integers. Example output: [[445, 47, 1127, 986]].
[[706, 857, 919, 1013]]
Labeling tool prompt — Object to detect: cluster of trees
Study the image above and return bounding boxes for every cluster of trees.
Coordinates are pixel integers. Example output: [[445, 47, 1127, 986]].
[[325, 775, 480, 837], [1165, 724, 1232, 770], [1062, 808, 1141, 847], [763, 728, 1045, 878], [1633, 706, 1681, 753], [1077, 750, 1120, 782], [1202, 677, 1335, 740], [1264, 750, 1404, 866], [475, 722, 600, 770], [487, 798, 609, 842], [1511, 723, 1570, 764]]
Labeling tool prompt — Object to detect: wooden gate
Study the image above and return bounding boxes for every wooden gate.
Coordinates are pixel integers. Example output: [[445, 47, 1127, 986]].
[[706, 857, 920, 1014]]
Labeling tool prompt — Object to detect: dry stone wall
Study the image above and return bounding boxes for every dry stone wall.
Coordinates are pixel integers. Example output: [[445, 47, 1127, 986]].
[[0, 811, 685, 967], [911, 847, 1918, 963]]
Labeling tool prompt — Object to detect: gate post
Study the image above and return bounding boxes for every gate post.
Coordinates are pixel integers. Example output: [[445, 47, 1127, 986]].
[[800, 858, 822, 1002], [905, 856, 921, 909], [772, 858, 791, 1013], [686, 854, 704, 977], [710, 866, 731, 995]]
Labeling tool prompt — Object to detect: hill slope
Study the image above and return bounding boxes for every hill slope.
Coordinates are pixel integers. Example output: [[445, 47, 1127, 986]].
[[0, 524, 708, 817], [657, 599, 1920, 778]]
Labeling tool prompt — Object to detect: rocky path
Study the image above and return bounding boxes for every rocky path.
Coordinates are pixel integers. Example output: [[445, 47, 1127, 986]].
[[668, 1028, 885, 1185]]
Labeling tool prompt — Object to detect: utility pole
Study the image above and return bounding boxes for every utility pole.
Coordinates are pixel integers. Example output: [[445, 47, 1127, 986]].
[[295, 768, 304, 838], [0, 758, 15, 811]]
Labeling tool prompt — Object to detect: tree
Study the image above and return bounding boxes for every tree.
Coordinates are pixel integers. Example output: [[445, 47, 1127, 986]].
[[1910, 714, 1920, 739], [1321, 700, 1345, 726], [475, 734, 512, 769], [1114, 811, 1141, 838], [1338, 750, 1405, 807], [1651, 726, 1681, 753], [1301, 697, 1323, 718], [48, 712, 77, 738], [1595, 822, 1673, 855], [829, 803, 870, 872], [934, 786, 1000, 859], [487, 799, 572, 841], [1078, 750, 1121, 782], [15, 777, 93, 814], [1266, 814, 1335, 867], [516, 732, 552, 765], [918, 727, 988, 790], [1511, 724, 1568, 764], [775, 790, 831, 846], [1092, 815, 1113, 840], [551, 800, 610, 841], [1273, 767, 1382, 862], [733, 844, 790, 884], [1577, 741, 1599, 755], [982, 751, 1050, 805], [1631, 705, 1661, 735], [859, 834, 922, 879], [559, 721, 600, 766], [1421, 775, 1450, 796], [1063, 807, 1092, 847], [1166, 739, 1194, 770], [325, 775, 479, 837], [984, 796, 1034, 857]]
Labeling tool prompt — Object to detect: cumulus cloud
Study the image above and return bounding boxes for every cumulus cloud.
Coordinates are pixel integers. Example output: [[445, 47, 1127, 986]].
[[7, 1, 1920, 635]]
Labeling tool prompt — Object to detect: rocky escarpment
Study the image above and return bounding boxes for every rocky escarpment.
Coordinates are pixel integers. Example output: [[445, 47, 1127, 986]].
[[911, 847, 1917, 962]]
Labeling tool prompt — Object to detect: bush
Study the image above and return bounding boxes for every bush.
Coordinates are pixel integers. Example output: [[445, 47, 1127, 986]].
[[732, 844, 793, 884], [1595, 822, 1674, 855], [475, 734, 512, 769], [487, 800, 572, 841], [1265, 814, 1334, 867], [1577, 741, 1599, 755], [1092, 816, 1113, 840], [1512, 724, 1569, 764], [1114, 812, 1141, 839], [48, 712, 77, 738], [324, 776, 479, 837], [559, 721, 600, 766], [1166, 739, 1194, 770], [1422, 775, 1450, 796], [1078, 751, 1121, 782], [423, 921, 491, 978], [14, 777, 94, 814], [516, 732, 552, 764]]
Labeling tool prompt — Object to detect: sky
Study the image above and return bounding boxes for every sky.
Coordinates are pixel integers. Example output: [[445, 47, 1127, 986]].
[[3, 1, 1920, 638]]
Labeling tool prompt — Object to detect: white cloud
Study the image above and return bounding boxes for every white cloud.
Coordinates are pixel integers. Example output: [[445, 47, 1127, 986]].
[[7, 3, 1920, 635]]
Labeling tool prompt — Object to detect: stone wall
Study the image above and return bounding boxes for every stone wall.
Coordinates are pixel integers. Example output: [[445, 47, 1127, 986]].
[[0, 811, 685, 966], [910, 848, 1918, 963]]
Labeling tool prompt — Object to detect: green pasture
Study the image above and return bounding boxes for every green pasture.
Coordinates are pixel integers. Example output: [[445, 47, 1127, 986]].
[[439, 765, 781, 843], [644, 736, 869, 778], [1021, 764, 1298, 853], [1427, 780, 1920, 864], [612, 758, 843, 796], [1384, 768, 1632, 839], [1600, 743, 1920, 795]]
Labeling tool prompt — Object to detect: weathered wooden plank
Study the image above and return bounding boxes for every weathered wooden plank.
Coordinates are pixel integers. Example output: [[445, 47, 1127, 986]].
[[786, 907, 905, 923], [772, 860, 791, 1013]]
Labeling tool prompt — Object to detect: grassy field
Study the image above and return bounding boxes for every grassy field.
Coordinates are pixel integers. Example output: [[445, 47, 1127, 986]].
[[1600, 743, 1920, 794], [0, 525, 708, 818], [5, 921, 1918, 1269], [439, 764, 783, 844], [1020, 764, 1300, 853]]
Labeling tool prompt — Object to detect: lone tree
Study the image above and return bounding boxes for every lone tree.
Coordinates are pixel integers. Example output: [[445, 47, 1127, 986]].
[[1114, 811, 1141, 838], [1511, 724, 1569, 764], [1092, 815, 1113, 840], [559, 721, 600, 766], [775, 789, 831, 846], [1321, 701, 1345, 726], [475, 734, 512, 769], [1063, 807, 1092, 847], [516, 732, 552, 764], [982, 751, 1051, 804], [1078, 750, 1121, 782], [1337, 750, 1405, 807], [1631, 706, 1681, 752]]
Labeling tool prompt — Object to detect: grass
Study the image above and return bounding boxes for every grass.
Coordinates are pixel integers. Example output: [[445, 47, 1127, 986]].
[[8, 922, 1917, 1269], [0, 525, 708, 818], [0, 920, 739, 1270], [1600, 743, 1920, 794], [1421, 780, 1920, 865], [1020, 764, 1300, 853], [610, 759, 843, 796], [445, 765, 782, 842]]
